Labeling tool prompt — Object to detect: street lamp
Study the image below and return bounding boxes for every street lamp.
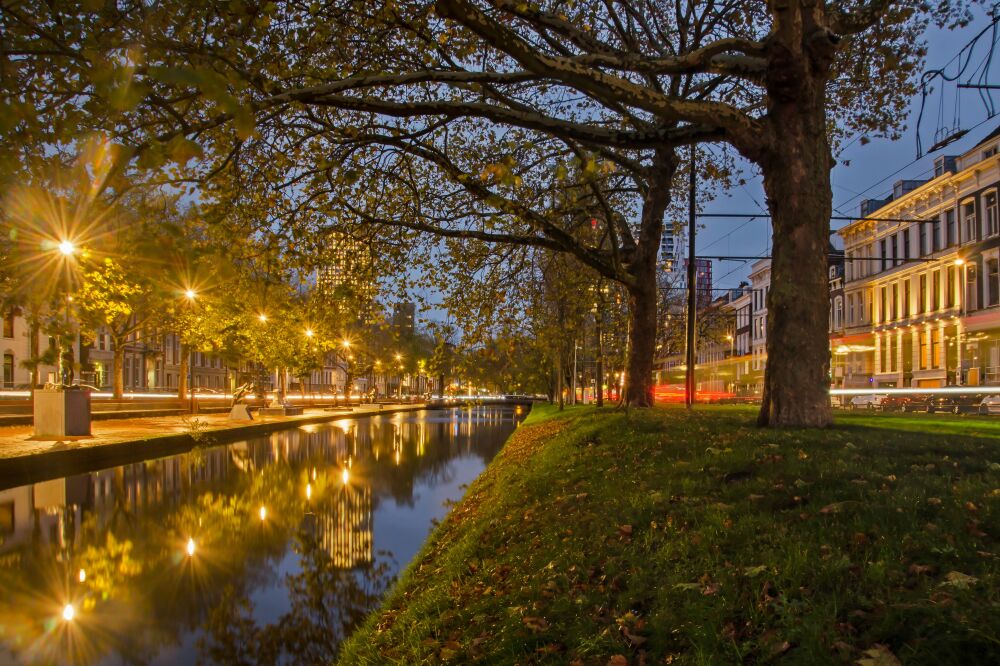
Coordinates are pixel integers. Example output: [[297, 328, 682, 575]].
[[55, 239, 77, 385], [305, 328, 314, 338], [258, 313, 268, 322]]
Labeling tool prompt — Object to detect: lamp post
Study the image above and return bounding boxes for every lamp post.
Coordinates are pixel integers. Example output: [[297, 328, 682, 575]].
[[56, 240, 77, 386], [394, 353, 403, 399], [185, 290, 197, 413]]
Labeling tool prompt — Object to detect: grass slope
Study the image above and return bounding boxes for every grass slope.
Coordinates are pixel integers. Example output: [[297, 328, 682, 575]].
[[338, 405, 1000, 665]]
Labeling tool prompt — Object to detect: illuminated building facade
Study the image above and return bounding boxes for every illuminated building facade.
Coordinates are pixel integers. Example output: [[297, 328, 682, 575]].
[[837, 126, 1000, 388]]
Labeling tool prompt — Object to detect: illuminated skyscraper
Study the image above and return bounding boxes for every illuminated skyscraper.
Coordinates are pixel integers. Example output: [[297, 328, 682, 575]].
[[315, 232, 378, 322]]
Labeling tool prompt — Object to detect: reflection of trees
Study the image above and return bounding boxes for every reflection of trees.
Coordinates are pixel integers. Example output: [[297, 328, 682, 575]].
[[199, 528, 395, 665], [0, 407, 521, 664]]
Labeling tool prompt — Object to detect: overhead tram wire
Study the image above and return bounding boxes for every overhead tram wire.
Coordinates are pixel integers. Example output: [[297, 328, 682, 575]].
[[698, 212, 965, 230]]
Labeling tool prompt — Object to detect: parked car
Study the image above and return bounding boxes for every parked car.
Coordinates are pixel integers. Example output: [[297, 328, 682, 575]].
[[914, 394, 985, 414], [848, 394, 887, 410], [979, 395, 1000, 415], [879, 395, 918, 412]]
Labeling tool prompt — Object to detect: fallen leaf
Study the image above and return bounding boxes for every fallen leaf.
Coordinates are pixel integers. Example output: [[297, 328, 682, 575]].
[[744, 565, 768, 577], [941, 571, 978, 589], [523, 616, 549, 632], [856, 643, 901, 666], [618, 524, 633, 536], [607, 656, 628, 666]]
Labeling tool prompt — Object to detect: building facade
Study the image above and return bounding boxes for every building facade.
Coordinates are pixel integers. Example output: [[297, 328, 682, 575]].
[[837, 126, 1000, 389]]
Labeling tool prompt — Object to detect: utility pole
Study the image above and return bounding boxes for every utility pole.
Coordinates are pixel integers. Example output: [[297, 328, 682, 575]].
[[685, 145, 698, 409]]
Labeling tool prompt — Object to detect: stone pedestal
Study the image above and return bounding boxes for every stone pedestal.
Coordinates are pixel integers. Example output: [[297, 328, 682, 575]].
[[228, 404, 253, 421], [34, 388, 91, 438]]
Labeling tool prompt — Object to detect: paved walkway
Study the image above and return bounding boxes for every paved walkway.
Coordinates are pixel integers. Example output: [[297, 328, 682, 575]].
[[0, 404, 427, 464]]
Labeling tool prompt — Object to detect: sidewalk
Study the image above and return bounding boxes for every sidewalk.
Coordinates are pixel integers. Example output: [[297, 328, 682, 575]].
[[0, 403, 428, 488]]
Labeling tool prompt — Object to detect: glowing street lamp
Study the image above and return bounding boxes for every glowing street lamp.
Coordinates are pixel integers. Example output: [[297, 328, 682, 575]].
[[62, 603, 75, 622], [259, 506, 267, 521], [186, 537, 196, 557], [55, 239, 78, 385], [341, 467, 350, 485], [305, 328, 314, 338], [258, 313, 268, 322]]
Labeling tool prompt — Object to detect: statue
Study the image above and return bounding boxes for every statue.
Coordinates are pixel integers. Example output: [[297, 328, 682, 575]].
[[229, 381, 255, 421]]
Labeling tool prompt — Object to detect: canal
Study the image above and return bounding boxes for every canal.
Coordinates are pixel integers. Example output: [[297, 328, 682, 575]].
[[0, 405, 526, 665]]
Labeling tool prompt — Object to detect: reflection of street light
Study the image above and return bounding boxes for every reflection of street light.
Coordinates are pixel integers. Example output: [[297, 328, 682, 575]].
[[259, 506, 267, 521], [258, 313, 268, 322], [186, 537, 196, 557], [341, 467, 349, 485], [62, 603, 75, 622]]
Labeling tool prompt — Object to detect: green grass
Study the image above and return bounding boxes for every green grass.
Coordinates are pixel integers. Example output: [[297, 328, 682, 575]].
[[338, 405, 1000, 665]]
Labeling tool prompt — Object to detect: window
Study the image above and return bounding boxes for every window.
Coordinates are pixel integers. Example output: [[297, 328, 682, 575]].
[[919, 223, 928, 256], [903, 229, 911, 260], [933, 217, 942, 252], [890, 235, 898, 266], [892, 283, 899, 320], [932, 270, 941, 310], [918, 274, 927, 314], [1, 311, 12, 339], [987, 192, 999, 237], [931, 329, 941, 367], [903, 280, 910, 318], [919, 330, 929, 370], [880, 239, 888, 272], [847, 294, 854, 324], [2, 354, 12, 388], [964, 201, 978, 242], [989, 258, 999, 307], [880, 286, 888, 322], [946, 208, 957, 246], [984, 145, 998, 159]]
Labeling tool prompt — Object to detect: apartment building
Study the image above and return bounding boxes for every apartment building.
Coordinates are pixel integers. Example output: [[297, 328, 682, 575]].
[[837, 125, 1000, 388]]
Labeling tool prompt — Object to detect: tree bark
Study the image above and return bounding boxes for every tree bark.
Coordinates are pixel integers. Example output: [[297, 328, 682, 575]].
[[28, 322, 40, 390], [624, 150, 676, 407], [113, 342, 125, 399], [757, 64, 834, 427], [556, 347, 564, 411], [178, 344, 189, 401]]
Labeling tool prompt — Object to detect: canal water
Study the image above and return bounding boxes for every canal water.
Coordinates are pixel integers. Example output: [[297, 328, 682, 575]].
[[0, 406, 525, 665]]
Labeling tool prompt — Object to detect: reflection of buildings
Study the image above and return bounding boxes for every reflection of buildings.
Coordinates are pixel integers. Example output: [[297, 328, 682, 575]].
[[317, 486, 373, 569]]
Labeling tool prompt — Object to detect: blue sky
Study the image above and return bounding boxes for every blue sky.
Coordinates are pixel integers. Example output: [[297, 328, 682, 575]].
[[703, 6, 1000, 289]]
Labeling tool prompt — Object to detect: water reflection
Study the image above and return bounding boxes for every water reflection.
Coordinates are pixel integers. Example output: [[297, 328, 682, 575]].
[[0, 406, 523, 665]]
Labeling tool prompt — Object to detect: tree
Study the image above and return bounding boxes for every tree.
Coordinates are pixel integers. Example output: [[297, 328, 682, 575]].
[[0, 0, 970, 424], [76, 256, 165, 398]]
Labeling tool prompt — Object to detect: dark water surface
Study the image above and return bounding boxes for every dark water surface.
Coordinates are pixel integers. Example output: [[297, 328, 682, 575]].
[[0, 406, 525, 665]]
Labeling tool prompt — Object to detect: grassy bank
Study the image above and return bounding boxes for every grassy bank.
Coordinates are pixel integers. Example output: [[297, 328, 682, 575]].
[[339, 405, 1000, 664]]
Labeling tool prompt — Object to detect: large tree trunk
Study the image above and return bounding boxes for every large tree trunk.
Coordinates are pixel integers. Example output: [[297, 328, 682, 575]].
[[757, 71, 833, 427], [178, 344, 189, 401], [624, 280, 658, 406], [624, 150, 675, 407], [113, 343, 125, 399], [28, 322, 40, 389]]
